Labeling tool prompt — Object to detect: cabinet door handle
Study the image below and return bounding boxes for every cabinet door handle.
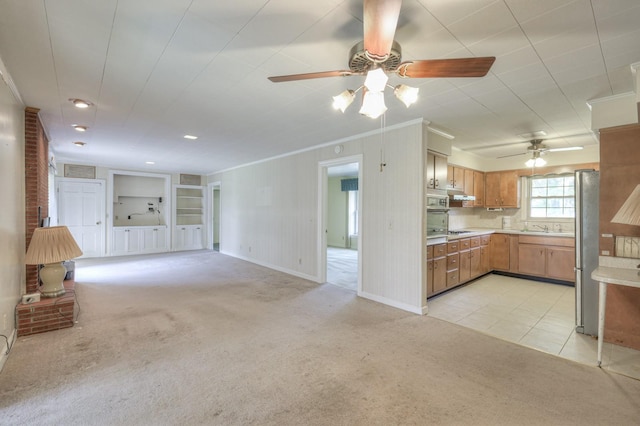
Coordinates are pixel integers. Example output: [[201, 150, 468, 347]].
[[434, 179, 439, 188], [429, 178, 434, 186]]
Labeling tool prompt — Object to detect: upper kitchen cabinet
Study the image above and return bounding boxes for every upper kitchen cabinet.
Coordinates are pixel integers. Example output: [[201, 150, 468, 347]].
[[485, 170, 520, 208], [447, 165, 465, 190], [426, 151, 448, 191], [473, 171, 485, 207]]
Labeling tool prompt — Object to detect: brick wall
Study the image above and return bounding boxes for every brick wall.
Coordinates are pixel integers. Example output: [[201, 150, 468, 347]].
[[24, 107, 48, 294], [17, 281, 76, 336]]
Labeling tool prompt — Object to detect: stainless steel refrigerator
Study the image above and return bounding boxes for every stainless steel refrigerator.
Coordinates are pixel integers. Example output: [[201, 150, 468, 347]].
[[575, 169, 600, 336]]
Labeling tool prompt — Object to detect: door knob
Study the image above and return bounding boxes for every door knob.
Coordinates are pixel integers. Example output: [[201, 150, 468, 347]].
[[96, 221, 102, 225]]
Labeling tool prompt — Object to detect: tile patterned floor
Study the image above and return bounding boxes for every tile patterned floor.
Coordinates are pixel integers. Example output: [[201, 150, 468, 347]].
[[428, 273, 640, 380]]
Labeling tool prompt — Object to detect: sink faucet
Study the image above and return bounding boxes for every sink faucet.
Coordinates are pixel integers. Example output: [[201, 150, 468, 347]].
[[533, 224, 549, 233]]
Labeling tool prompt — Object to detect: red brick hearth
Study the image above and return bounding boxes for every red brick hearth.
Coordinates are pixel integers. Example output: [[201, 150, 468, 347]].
[[16, 281, 76, 337]]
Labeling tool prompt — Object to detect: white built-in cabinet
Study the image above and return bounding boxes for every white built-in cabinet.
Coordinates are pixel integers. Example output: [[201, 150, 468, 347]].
[[112, 226, 167, 255], [173, 185, 206, 251]]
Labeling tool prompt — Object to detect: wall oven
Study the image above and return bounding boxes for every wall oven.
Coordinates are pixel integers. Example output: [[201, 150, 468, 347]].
[[426, 191, 449, 239], [426, 192, 449, 211], [426, 210, 449, 238]]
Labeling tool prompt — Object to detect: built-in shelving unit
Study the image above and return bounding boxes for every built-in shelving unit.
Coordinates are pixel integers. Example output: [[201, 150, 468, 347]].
[[173, 185, 206, 250], [175, 186, 204, 225]]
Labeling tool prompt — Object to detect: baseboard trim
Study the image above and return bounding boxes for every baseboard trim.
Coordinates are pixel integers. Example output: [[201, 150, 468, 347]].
[[220, 251, 319, 283], [0, 328, 16, 373], [358, 291, 423, 315]]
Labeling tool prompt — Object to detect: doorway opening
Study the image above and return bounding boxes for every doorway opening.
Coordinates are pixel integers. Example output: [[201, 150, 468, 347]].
[[209, 182, 221, 252], [319, 156, 362, 293]]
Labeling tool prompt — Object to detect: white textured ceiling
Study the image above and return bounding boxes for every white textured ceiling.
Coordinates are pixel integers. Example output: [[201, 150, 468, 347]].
[[0, 0, 638, 175]]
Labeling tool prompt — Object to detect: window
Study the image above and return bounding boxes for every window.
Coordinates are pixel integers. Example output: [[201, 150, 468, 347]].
[[529, 174, 575, 218], [348, 190, 358, 235]]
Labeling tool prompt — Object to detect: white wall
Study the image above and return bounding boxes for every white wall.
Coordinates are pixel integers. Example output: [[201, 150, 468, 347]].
[[210, 122, 426, 314], [327, 176, 348, 248], [0, 60, 25, 366]]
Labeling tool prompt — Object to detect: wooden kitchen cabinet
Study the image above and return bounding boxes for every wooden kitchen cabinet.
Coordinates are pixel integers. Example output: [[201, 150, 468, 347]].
[[518, 244, 546, 276], [480, 245, 490, 274], [447, 165, 465, 190], [473, 171, 484, 207], [485, 170, 519, 208], [427, 243, 448, 296], [489, 233, 510, 271], [428, 234, 492, 298], [426, 151, 448, 191], [517, 235, 575, 282], [459, 249, 471, 282], [546, 246, 575, 281]]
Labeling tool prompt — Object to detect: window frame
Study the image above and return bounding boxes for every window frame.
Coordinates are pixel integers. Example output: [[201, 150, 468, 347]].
[[525, 173, 576, 221]]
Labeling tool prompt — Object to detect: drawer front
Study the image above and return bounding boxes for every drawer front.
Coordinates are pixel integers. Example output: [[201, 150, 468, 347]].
[[447, 241, 459, 253], [460, 238, 471, 250], [480, 235, 490, 246], [433, 243, 447, 257], [447, 253, 459, 269], [427, 245, 434, 259], [470, 237, 481, 247], [446, 270, 459, 287]]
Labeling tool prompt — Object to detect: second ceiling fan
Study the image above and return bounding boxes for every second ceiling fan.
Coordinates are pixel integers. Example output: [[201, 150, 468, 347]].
[[268, 0, 496, 118]]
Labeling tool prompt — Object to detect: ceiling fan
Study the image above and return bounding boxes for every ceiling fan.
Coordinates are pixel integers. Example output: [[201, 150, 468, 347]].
[[267, 0, 495, 118], [497, 139, 584, 167]]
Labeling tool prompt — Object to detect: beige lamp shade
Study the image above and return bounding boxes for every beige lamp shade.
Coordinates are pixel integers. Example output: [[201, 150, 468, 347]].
[[25, 226, 82, 298], [25, 226, 83, 264], [611, 184, 640, 226]]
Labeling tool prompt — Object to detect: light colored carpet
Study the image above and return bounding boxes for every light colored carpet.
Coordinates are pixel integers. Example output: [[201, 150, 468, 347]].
[[1, 250, 639, 425], [326, 247, 357, 291]]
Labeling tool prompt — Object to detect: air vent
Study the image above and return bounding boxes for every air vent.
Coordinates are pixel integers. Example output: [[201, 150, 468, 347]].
[[179, 174, 201, 186]]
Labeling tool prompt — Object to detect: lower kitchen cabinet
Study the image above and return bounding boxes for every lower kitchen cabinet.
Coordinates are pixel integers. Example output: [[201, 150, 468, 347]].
[[112, 226, 167, 256], [429, 236, 491, 298], [427, 243, 447, 297], [517, 235, 575, 282]]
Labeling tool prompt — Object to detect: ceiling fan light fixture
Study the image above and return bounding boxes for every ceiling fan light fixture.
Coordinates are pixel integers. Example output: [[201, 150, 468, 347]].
[[332, 90, 356, 113], [394, 84, 419, 107], [525, 154, 546, 168], [363, 68, 388, 92], [359, 90, 387, 119]]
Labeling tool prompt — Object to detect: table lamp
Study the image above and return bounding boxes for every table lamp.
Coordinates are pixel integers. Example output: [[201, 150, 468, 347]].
[[24, 226, 83, 298], [611, 184, 640, 226]]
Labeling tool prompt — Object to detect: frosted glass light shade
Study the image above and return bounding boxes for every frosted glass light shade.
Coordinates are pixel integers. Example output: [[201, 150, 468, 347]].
[[611, 184, 640, 226], [359, 90, 387, 119], [525, 156, 546, 168], [394, 84, 419, 107], [332, 90, 355, 112], [363, 68, 388, 92]]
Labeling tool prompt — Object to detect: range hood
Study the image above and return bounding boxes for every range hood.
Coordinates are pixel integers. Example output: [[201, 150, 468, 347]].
[[449, 192, 476, 201]]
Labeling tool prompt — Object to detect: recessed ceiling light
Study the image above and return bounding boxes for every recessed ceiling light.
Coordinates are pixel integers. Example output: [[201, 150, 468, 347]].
[[73, 141, 86, 147], [72, 125, 88, 132], [145, 161, 155, 165], [69, 98, 92, 108], [183, 135, 198, 140]]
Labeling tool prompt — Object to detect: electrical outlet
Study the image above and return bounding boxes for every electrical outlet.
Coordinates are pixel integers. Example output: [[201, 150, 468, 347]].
[[298, 258, 302, 265]]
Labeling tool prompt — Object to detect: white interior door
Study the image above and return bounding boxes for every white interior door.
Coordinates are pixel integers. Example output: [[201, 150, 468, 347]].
[[57, 179, 106, 258]]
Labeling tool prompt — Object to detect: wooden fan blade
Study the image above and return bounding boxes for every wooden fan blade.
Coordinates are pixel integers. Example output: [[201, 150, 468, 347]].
[[395, 57, 496, 78], [268, 70, 357, 83], [363, 0, 402, 61]]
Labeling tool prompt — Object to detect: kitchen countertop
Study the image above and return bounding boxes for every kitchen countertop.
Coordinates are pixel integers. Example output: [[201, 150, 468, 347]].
[[446, 228, 575, 240]]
